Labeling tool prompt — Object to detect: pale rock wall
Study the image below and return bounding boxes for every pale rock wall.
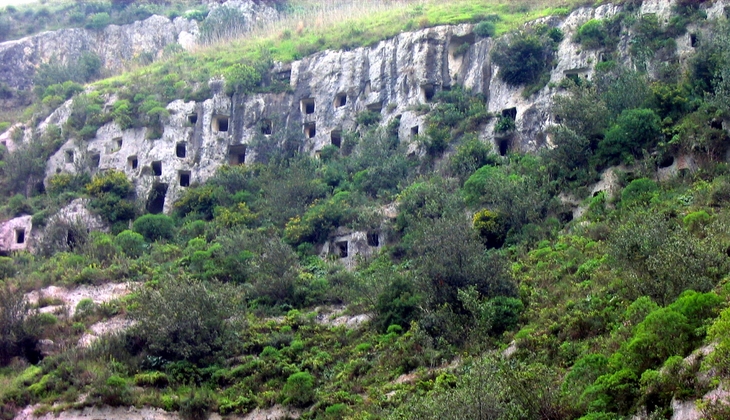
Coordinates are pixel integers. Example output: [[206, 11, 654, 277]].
[[0, 215, 32, 252], [36, 1, 730, 220], [0, 0, 279, 96]]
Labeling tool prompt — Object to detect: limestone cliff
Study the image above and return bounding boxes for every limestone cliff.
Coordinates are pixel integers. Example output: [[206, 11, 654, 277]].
[[0, 0, 279, 98], [33, 0, 725, 215]]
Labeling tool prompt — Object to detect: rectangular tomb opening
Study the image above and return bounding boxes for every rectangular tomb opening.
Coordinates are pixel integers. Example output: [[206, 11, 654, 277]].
[[228, 144, 247, 165]]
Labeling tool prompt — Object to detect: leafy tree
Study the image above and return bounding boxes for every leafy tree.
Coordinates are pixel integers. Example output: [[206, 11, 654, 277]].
[[410, 215, 515, 312], [620, 178, 658, 207], [283, 371, 315, 407], [86, 170, 136, 230], [223, 63, 261, 96], [130, 276, 242, 364], [472, 208, 507, 249], [374, 276, 421, 333], [0, 284, 41, 365], [389, 356, 566, 420], [608, 210, 729, 304], [595, 108, 661, 167], [85, 12, 111, 30], [462, 164, 548, 230], [575, 19, 608, 49], [491, 30, 553, 86], [552, 83, 611, 143], [133, 214, 175, 242]]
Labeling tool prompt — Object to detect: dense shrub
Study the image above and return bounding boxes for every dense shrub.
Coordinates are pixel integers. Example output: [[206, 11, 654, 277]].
[[130, 276, 240, 364], [0, 284, 41, 365], [595, 108, 661, 167], [86, 170, 136, 229], [491, 30, 554, 86], [374, 276, 421, 333], [133, 214, 175, 242], [114, 230, 146, 258], [283, 371, 315, 407], [575, 19, 608, 49]]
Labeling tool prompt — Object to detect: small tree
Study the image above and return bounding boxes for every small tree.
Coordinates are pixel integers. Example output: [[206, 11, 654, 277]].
[[130, 276, 241, 364], [133, 214, 175, 242], [0, 284, 41, 365], [283, 371, 315, 407]]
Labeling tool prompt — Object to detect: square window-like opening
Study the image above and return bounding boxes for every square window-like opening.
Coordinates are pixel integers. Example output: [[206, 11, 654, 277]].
[[422, 83, 436, 102], [367, 101, 383, 113], [188, 114, 198, 125], [301, 98, 315, 114], [336, 241, 348, 258], [411, 126, 419, 137], [128, 156, 138, 170], [690, 33, 698, 48], [147, 183, 168, 214], [15, 228, 25, 244], [501, 107, 517, 120], [65, 150, 74, 164], [90, 153, 100, 168], [213, 115, 229, 132], [498, 138, 511, 156], [335, 93, 347, 108], [304, 123, 316, 139], [179, 171, 190, 187], [367, 232, 380, 247], [331, 130, 342, 148], [176, 142, 187, 158], [114, 137, 123, 150], [152, 161, 162, 176], [261, 119, 272, 135], [228, 144, 247, 165]]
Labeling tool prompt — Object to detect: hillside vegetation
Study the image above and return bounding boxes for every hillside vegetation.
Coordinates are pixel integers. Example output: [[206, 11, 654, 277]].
[[2, 0, 730, 419]]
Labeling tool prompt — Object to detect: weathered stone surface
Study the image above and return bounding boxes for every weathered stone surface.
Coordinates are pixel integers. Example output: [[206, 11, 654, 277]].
[[21, 1, 730, 228], [0, 0, 279, 96], [320, 227, 384, 270], [0, 215, 32, 253]]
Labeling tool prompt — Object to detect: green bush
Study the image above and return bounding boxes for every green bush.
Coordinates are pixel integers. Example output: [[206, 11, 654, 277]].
[[84, 12, 111, 30], [74, 298, 96, 319], [575, 19, 608, 49], [133, 214, 175, 242], [491, 30, 553, 86], [473, 20, 495, 38], [223, 63, 262, 96], [356, 110, 382, 127], [114, 230, 146, 258], [374, 276, 421, 333], [595, 108, 661, 167], [180, 388, 215, 420], [283, 371, 315, 407], [86, 170, 136, 227], [130, 276, 239, 364], [0, 284, 41, 365], [620, 178, 658, 207]]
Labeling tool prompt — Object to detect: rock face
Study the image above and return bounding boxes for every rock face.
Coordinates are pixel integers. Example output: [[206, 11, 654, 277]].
[[320, 227, 384, 269], [0, 15, 197, 93], [14, 0, 728, 251], [0, 215, 32, 253], [0, 0, 279, 96], [41, 7, 622, 212]]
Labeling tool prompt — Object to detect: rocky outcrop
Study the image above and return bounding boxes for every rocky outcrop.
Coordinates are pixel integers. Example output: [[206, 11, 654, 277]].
[[0, 215, 32, 253], [0, 0, 280, 97], [320, 227, 384, 269], [0, 15, 197, 93], [28, 1, 730, 218]]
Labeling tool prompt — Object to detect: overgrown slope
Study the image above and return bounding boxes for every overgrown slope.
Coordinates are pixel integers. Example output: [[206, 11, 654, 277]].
[[2, 1, 730, 420]]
